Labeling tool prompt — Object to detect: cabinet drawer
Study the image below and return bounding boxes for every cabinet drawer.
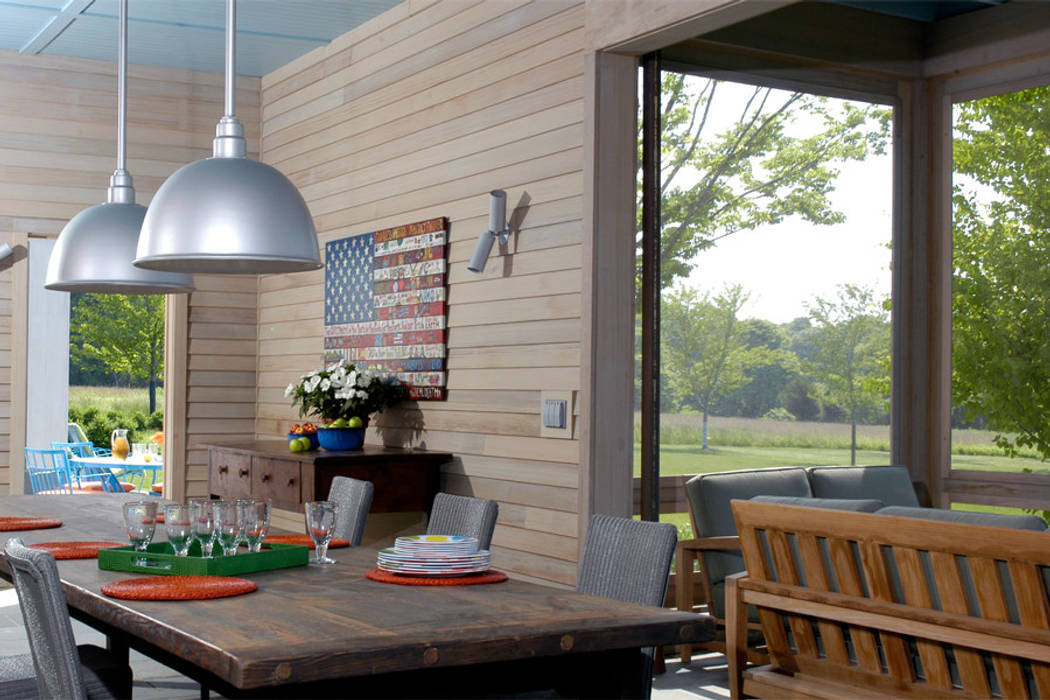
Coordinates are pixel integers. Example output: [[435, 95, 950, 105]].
[[252, 457, 301, 510], [210, 451, 251, 499]]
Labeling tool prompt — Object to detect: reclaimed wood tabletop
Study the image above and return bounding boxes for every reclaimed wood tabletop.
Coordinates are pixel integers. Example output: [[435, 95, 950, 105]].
[[0, 494, 713, 697]]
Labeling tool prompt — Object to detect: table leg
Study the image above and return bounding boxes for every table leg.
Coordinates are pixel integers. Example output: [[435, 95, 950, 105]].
[[106, 633, 129, 665]]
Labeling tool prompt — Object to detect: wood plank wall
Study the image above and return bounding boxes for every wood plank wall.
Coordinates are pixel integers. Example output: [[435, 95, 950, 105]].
[[0, 49, 259, 495], [257, 0, 586, 585]]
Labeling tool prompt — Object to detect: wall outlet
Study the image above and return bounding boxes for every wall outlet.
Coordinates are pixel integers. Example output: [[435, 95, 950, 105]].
[[540, 390, 574, 439]]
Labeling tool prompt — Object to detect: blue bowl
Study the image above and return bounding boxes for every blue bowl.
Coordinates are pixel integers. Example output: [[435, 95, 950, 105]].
[[288, 431, 319, 450], [317, 427, 364, 451]]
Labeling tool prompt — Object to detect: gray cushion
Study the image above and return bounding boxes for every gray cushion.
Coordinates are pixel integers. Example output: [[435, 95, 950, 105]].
[[807, 465, 920, 507], [877, 506, 1048, 531], [685, 467, 811, 618], [751, 495, 885, 512]]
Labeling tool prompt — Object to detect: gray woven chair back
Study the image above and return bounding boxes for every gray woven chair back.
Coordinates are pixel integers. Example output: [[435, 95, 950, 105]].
[[3, 538, 87, 700], [425, 493, 498, 550], [577, 513, 677, 607], [328, 476, 374, 546]]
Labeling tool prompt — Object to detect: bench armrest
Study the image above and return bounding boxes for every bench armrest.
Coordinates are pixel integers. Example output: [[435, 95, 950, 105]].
[[679, 536, 742, 552]]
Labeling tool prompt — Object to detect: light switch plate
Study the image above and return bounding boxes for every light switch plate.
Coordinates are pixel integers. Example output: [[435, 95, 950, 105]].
[[540, 390, 575, 439]]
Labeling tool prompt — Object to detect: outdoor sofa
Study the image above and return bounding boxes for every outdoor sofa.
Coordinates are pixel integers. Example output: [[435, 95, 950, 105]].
[[726, 499, 1050, 698]]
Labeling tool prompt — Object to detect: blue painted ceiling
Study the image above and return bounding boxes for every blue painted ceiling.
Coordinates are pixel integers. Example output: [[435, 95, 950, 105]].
[[0, 0, 402, 77]]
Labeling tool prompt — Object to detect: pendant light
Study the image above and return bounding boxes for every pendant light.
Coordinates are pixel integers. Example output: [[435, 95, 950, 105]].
[[45, 0, 193, 294], [134, 0, 321, 274]]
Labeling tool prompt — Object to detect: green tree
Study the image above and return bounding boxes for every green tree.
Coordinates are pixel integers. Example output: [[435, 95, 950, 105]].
[[807, 284, 889, 464], [662, 284, 776, 448], [637, 74, 890, 295], [71, 294, 166, 413], [953, 86, 1050, 460]]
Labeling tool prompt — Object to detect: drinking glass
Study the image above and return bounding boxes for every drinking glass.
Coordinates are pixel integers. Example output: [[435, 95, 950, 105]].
[[122, 500, 157, 565], [213, 501, 241, 557], [164, 503, 192, 557], [305, 500, 337, 565], [189, 499, 216, 558], [235, 498, 254, 547], [243, 499, 272, 553], [132, 442, 147, 458]]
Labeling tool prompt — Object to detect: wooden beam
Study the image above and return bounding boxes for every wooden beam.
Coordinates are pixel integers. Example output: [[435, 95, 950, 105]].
[[21, 0, 97, 55], [924, 2, 1050, 79]]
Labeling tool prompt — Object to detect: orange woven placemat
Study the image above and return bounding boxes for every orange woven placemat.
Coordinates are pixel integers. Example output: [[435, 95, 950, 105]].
[[263, 534, 350, 549], [365, 568, 508, 586], [101, 576, 258, 601], [0, 517, 62, 532], [29, 541, 124, 560]]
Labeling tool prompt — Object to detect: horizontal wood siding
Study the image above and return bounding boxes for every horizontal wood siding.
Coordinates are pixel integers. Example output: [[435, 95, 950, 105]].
[[0, 49, 259, 496], [258, 0, 585, 585]]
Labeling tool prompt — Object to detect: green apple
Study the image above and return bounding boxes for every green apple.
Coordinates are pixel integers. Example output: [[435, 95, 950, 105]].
[[347, 416, 363, 428], [330, 417, 349, 428], [289, 438, 305, 453]]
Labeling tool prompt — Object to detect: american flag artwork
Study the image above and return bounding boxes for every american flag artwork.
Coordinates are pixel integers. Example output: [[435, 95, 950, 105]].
[[323, 217, 449, 401]]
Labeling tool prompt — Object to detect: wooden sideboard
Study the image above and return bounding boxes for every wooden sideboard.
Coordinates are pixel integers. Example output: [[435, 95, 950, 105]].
[[201, 440, 451, 513]]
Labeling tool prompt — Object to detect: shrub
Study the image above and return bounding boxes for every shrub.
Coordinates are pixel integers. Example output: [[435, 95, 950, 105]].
[[763, 407, 796, 422], [68, 405, 162, 447]]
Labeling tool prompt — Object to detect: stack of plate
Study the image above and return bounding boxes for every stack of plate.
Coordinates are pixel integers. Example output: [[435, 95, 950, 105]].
[[377, 535, 491, 577]]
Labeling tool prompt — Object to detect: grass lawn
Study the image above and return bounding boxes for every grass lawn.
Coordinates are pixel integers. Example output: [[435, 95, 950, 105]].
[[69, 385, 164, 415]]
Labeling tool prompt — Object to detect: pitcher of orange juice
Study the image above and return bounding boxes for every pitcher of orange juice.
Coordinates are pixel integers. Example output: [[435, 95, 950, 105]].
[[111, 429, 130, 460]]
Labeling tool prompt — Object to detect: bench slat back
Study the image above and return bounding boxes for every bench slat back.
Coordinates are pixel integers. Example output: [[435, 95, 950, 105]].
[[732, 500, 1050, 698]]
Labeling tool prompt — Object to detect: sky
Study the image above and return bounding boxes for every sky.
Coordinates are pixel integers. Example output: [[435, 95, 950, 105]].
[[672, 78, 893, 324]]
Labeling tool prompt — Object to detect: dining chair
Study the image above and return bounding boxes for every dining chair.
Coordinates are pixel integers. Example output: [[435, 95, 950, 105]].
[[24, 448, 74, 494], [328, 476, 374, 546], [0, 652, 38, 698], [3, 538, 133, 699], [574, 514, 677, 700], [426, 492, 498, 550]]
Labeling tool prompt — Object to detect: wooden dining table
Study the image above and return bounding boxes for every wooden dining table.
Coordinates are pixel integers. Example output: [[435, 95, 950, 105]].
[[0, 494, 713, 698]]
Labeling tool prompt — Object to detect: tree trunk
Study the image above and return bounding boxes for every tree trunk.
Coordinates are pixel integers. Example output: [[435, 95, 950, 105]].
[[148, 378, 157, 415], [851, 421, 857, 466], [702, 411, 709, 450]]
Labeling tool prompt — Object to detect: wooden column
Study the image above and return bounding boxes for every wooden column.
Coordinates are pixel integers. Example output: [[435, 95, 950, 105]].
[[579, 50, 638, 551], [891, 77, 952, 507]]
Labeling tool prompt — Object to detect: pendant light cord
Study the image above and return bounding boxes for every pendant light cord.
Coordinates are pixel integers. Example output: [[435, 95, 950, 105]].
[[225, 0, 235, 118], [117, 0, 127, 172], [213, 0, 245, 158], [108, 0, 134, 204]]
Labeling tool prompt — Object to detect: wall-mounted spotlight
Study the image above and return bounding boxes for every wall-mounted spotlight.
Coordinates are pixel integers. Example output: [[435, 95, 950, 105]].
[[467, 190, 509, 273]]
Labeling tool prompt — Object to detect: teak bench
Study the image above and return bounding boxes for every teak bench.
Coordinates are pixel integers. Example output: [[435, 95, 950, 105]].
[[727, 500, 1050, 699]]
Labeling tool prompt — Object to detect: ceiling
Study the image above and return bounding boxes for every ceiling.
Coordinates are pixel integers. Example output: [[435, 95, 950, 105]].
[[830, 0, 1006, 22], [0, 0, 402, 77]]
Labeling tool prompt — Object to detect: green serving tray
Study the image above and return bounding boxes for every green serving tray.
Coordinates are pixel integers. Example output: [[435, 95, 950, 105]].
[[98, 540, 309, 576]]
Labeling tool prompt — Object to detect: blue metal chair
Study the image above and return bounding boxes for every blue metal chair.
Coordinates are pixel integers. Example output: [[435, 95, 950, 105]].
[[24, 449, 74, 494], [65, 424, 111, 457], [51, 441, 136, 493]]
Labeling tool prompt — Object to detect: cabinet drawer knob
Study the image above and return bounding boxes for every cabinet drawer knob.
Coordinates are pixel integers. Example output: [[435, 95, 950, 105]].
[[218, 465, 229, 474], [239, 468, 250, 478], [287, 478, 297, 487], [261, 473, 272, 482]]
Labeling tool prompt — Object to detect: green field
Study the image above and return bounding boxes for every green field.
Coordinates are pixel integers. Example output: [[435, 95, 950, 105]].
[[634, 414, 1049, 538], [69, 385, 164, 415]]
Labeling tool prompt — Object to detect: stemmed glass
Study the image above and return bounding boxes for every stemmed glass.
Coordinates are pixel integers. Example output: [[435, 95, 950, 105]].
[[305, 501, 337, 565], [213, 501, 241, 557], [164, 503, 192, 557], [235, 498, 254, 548], [189, 499, 216, 558], [122, 501, 157, 566], [243, 499, 272, 553]]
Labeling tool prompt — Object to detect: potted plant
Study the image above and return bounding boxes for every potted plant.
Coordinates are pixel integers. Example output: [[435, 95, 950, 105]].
[[284, 359, 403, 450]]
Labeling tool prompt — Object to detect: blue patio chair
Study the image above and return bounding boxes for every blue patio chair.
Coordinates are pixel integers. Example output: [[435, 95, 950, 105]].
[[24, 448, 74, 494], [51, 441, 95, 458], [52, 441, 137, 493], [65, 424, 111, 457]]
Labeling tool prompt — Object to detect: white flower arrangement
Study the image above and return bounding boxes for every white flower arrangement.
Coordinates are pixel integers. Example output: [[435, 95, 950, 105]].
[[285, 359, 403, 422]]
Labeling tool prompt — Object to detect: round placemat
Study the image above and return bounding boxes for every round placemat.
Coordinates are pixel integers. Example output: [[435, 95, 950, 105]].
[[155, 512, 165, 524], [365, 568, 508, 586], [101, 576, 257, 601], [263, 534, 350, 549], [29, 541, 124, 560], [0, 517, 62, 532]]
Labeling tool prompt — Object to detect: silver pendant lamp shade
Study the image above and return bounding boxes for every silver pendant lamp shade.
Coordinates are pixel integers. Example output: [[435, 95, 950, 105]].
[[45, 0, 193, 293], [134, 0, 321, 274]]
